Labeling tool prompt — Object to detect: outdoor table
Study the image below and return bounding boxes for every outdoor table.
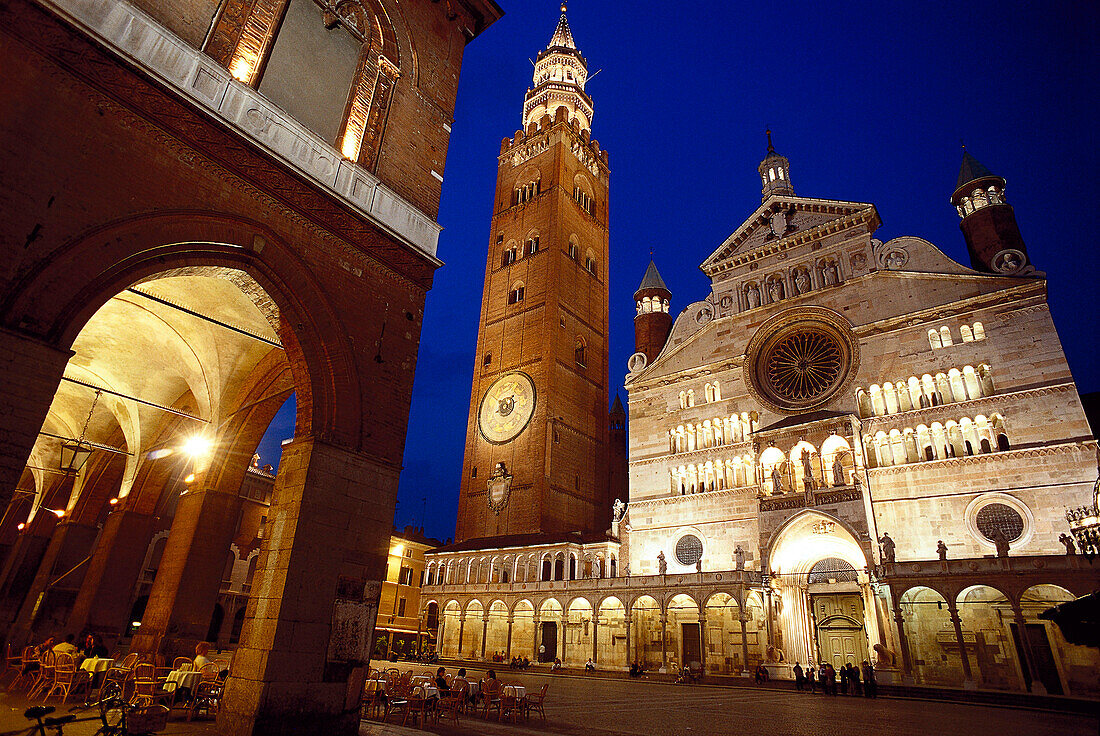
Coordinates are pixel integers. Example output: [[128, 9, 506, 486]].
[[165, 669, 203, 703], [412, 684, 439, 699], [80, 657, 114, 674], [503, 684, 526, 699], [363, 679, 385, 694]]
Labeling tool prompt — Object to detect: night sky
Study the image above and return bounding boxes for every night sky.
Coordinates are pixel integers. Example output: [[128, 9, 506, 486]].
[[255, 1, 1100, 542]]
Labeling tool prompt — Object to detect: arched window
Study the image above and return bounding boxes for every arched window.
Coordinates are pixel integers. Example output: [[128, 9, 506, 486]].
[[585, 251, 598, 276], [687, 389, 695, 407], [939, 326, 953, 346], [678, 392, 687, 410], [501, 243, 518, 267], [525, 235, 541, 255], [960, 325, 974, 342], [704, 383, 714, 402], [508, 282, 525, 305], [928, 329, 941, 349], [973, 322, 985, 340], [712, 381, 721, 401], [574, 337, 587, 367]]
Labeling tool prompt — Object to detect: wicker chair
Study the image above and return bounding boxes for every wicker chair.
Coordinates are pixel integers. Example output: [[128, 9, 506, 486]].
[[436, 688, 463, 725], [0, 643, 22, 687], [44, 653, 92, 704], [7, 647, 38, 693], [401, 686, 430, 728], [28, 650, 56, 700], [500, 684, 523, 723], [524, 682, 548, 720], [479, 678, 502, 720], [131, 662, 174, 707], [104, 652, 139, 699], [187, 680, 224, 721]]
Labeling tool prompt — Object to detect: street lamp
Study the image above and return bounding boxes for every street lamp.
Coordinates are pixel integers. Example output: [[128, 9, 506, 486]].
[[59, 390, 101, 475]]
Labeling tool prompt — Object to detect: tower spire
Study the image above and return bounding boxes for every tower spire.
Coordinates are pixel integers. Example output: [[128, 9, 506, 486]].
[[758, 129, 793, 200], [522, 3, 592, 132]]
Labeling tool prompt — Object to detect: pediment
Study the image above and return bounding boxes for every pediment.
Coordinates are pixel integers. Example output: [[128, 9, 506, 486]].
[[701, 196, 879, 275]]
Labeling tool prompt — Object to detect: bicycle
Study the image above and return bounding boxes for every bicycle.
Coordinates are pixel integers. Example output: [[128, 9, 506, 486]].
[[0, 681, 168, 736]]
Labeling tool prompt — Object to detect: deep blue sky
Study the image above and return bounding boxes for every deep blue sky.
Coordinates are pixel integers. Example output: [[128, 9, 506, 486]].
[[257, 1, 1100, 542]]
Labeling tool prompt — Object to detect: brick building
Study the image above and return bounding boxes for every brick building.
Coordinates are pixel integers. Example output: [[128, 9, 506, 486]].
[[0, 0, 501, 732]]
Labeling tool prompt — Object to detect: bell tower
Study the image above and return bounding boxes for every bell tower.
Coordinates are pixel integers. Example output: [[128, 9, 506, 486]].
[[455, 4, 611, 542], [951, 149, 1030, 274]]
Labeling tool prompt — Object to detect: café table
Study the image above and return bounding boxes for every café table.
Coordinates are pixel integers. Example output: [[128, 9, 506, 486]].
[[164, 669, 203, 704]]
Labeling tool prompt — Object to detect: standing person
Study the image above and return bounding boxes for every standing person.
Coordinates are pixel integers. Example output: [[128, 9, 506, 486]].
[[839, 662, 848, 694], [861, 660, 877, 698], [793, 662, 804, 692], [849, 663, 862, 696], [806, 663, 816, 693], [539, 642, 546, 662], [824, 663, 836, 695]]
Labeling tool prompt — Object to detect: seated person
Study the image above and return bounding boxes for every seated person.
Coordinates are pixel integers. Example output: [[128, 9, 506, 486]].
[[434, 666, 450, 694], [551, 657, 562, 671], [585, 657, 595, 672], [34, 637, 56, 658], [82, 634, 109, 659], [523, 656, 531, 669], [52, 634, 81, 658], [629, 661, 643, 678], [193, 641, 211, 669]]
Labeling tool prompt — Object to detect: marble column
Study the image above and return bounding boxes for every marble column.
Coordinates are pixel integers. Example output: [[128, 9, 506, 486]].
[[739, 616, 750, 672], [505, 616, 514, 660], [659, 612, 668, 671], [697, 615, 707, 671], [1011, 603, 1045, 694], [892, 608, 912, 675], [946, 602, 973, 682], [480, 615, 488, 659], [457, 614, 466, 659], [591, 616, 599, 664]]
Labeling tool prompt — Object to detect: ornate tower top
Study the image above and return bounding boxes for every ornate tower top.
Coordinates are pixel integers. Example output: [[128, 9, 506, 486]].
[[758, 129, 794, 201], [950, 148, 1030, 274], [523, 3, 593, 132]]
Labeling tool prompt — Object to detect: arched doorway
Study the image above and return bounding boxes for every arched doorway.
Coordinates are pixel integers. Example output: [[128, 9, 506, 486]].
[[768, 511, 876, 668]]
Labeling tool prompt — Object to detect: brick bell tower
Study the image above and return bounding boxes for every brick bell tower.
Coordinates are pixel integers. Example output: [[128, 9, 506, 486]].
[[455, 4, 611, 542], [951, 149, 1031, 275]]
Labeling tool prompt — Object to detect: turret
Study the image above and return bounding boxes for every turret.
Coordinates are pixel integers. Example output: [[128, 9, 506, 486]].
[[634, 260, 672, 364], [522, 3, 594, 133], [758, 129, 794, 201], [951, 149, 1029, 274]]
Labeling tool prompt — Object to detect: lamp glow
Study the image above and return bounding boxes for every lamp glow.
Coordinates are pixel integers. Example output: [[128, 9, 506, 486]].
[[182, 435, 212, 458]]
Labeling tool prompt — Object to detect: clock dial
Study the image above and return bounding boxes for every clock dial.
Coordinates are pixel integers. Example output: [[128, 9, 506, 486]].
[[477, 372, 537, 444]]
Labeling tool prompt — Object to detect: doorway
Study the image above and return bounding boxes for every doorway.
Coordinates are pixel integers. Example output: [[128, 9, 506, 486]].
[[540, 621, 557, 662], [681, 622, 701, 666], [811, 593, 868, 667], [1010, 622, 1063, 695]]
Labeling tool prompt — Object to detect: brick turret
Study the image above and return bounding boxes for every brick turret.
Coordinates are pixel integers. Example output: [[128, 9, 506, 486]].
[[951, 149, 1030, 274], [633, 260, 672, 365]]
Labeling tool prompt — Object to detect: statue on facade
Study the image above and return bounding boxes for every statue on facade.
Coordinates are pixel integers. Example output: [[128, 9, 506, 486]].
[[794, 270, 810, 294], [989, 527, 1010, 558], [612, 498, 626, 523], [822, 262, 838, 286], [1058, 533, 1077, 555], [801, 452, 816, 492], [831, 457, 846, 487], [770, 466, 783, 495], [624, 564, 631, 577], [936, 540, 948, 560], [879, 533, 896, 563], [873, 643, 896, 667], [768, 279, 784, 302], [765, 645, 785, 663], [695, 557, 702, 573], [657, 551, 667, 575], [734, 545, 745, 571], [746, 283, 760, 308]]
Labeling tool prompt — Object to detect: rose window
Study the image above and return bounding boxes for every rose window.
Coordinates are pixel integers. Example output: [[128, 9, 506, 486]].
[[764, 330, 844, 403], [975, 503, 1025, 542], [675, 535, 703, 566]]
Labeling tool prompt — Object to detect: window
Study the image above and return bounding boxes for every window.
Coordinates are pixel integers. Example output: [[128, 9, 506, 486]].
[[508, 283, 525, 304], [398, 566, 413, 586], [568, 242, 578, 260], [515, 179, 540, 205], [575, 338, 587, 367], [973, 322, 985, 340], [497, 234, 504, 244], [501, 246, 517, 267], [939, 326, 953, 346], [585, 253, 598, 276], [526, 236, 540, 255], [471, 466, 477, 478], [573, 187, 592, 214], [397, 598, 407, 617]]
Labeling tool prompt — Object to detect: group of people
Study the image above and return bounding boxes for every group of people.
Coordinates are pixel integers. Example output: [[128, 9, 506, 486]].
[[507, 656, 531, 669], [33, 633, 109, 665], [792, 660, 878, 697]]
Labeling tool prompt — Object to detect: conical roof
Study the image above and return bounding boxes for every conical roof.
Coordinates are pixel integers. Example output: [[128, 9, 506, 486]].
[[549, 4, 576, 49], [956, 150, 996, 190], [610, 394, 625, 416], [634, 260, 669, 296]]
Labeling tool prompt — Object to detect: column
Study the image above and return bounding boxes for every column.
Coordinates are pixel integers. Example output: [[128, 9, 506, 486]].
[[659, 612, 668, 671], [892, 609, 912, 675], [129, 484, 243, 658], [697, 615, 706, 671], [480, 615, 488, 659], [533, 614, 541, 661], [66, 509, 157, 646], [624, 610, 632, 668], [559, 613, 566, 663], [763, 583, 775, 648], [457, 614, 466, 659], [591, 615, 599, 664], [1010, 602, 1045, 694], [0, 514, 59, 630], [505, 615, 514, 660], [739, 616, 750, 673], [216, 440, 403, 736], [946, 601, 973, 682], [436, 617, 445, 657]]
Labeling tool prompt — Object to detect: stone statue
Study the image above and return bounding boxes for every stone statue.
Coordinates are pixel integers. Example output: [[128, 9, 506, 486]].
[[989, 527, 1010, 558], [746, 283, 760, 309], [695, 557, 702, 573], [1059, 533, 1077, 555], [794, 270, 810, 294], [734, 545, 745, 571], [831, 457, 845, 487], [657, 551, 667, 575], [624, 564, 631, 577], [872, 643, 896, 667], [765, 645, 784, 663], [879, 533, 896, 563], [612, 498, 625, 523], [801, 452, 816, 491], [771, 466, 784, 495], [768, 279, 784, 302], [823, 262, 838, 286], [936, 540, 948, 560]]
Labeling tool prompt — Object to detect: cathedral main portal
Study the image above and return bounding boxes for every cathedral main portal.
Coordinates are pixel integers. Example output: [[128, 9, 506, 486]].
[[811, 592, 869, 668]]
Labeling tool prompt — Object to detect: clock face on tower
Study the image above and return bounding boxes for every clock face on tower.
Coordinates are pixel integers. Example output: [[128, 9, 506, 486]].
[[477, 372, 537, 444]]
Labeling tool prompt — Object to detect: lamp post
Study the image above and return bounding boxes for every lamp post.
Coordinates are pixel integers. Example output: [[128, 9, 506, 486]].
[[1065, 474, 1099, 556]]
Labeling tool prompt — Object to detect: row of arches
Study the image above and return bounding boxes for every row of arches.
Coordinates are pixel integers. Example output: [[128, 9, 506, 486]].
[[434, 590, 768, 673], [636, 296, 669, 314], [956, 186, 1003, 217], [668, 412, 756, 452], [426, 550, 618, 586], [864, 414, 1009, 468], [929, 322, 985, 349], [670, 454, 756, 495], [856, 364, 994, 418], [759, 435, 855, 494]]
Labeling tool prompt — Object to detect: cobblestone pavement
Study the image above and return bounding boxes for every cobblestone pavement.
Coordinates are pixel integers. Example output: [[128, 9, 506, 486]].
[[370, 662, 1099, 736]]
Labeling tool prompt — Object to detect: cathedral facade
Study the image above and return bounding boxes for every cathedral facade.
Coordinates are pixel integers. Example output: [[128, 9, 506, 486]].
[[422, 8, 1098, 700]]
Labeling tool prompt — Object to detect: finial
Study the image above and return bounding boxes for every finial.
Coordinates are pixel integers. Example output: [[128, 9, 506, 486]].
[[960, 138, 966, 151], [766, 127, 775, 153], [561, 2, 567, 12]]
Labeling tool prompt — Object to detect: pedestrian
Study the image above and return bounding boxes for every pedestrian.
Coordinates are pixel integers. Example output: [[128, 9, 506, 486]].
[[824, 663, 836, 695], [849, 663, 862, 696], [806, 664, 816, 693], [793, 662, 804, 692], [861, 660, 877, 698], [839, 662, 848, 694], [629, 661, 643, 678], [539, 643, 546, 662]]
